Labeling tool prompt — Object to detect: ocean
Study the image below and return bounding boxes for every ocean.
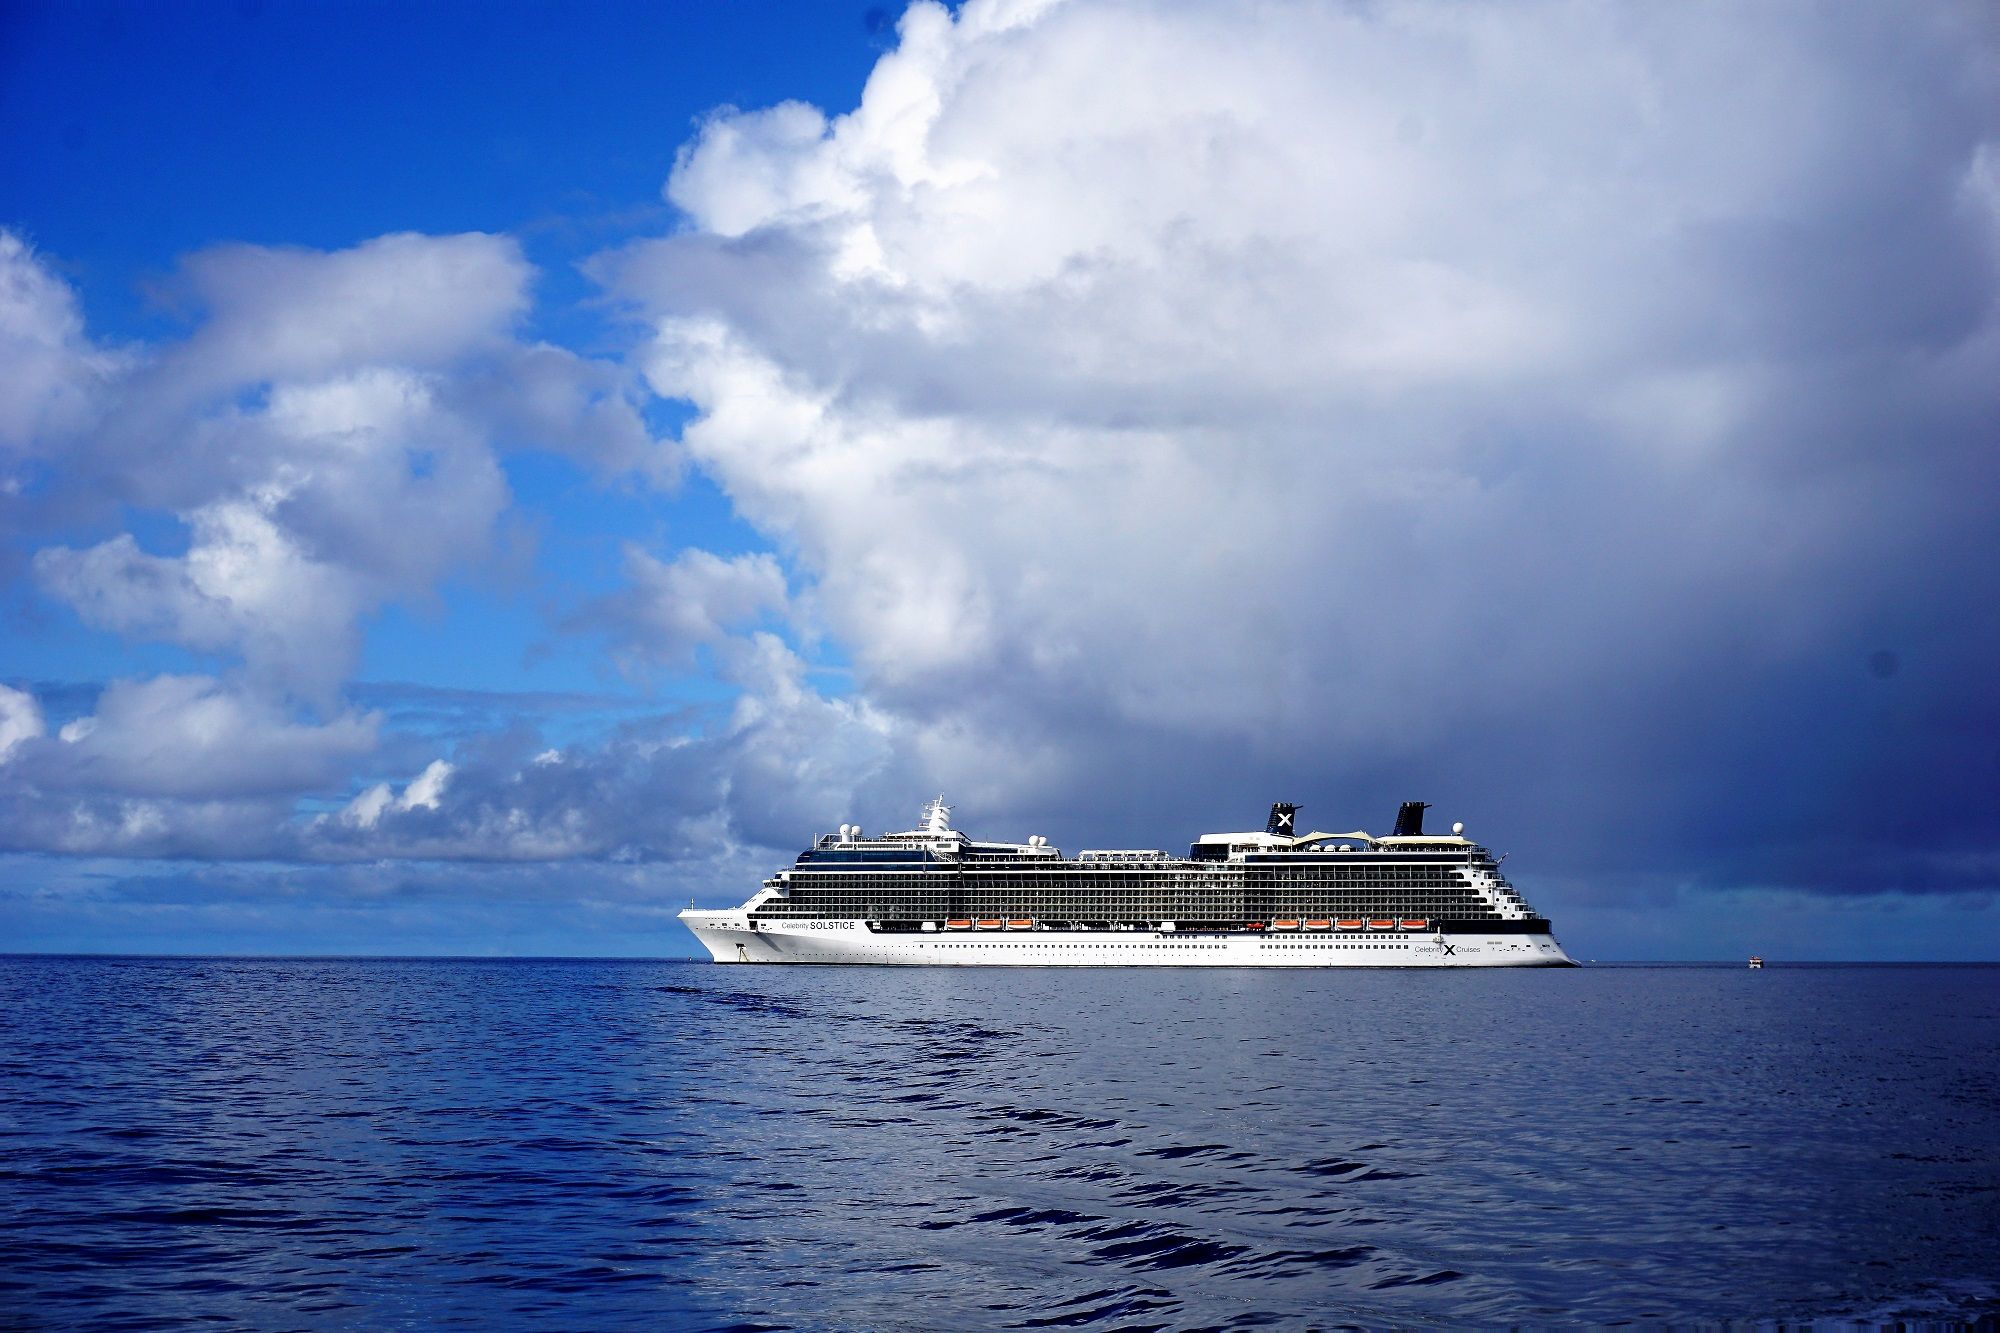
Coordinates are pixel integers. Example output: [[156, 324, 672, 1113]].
[[1, 956, 1995, 1329]]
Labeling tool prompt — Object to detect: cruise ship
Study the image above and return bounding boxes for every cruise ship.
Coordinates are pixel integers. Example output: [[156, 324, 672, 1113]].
[[680, 799, 1576, 967]]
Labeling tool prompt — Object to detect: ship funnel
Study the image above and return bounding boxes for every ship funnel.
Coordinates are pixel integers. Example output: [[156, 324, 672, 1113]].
[[1266, 802, 1298, 836], [1392, 801, 1430, 836]]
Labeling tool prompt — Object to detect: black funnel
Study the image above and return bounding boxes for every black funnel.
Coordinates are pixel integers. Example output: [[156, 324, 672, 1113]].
[[1392, 801, 1430, 836], [1266, 803, 1298, 837]]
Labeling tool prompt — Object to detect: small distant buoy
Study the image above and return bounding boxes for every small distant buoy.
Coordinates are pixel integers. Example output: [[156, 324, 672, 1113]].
[[1748, 955, 1764, 969]]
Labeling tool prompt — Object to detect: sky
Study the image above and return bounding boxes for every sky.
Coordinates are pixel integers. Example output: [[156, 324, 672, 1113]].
[[2, 0, 1996, 961]]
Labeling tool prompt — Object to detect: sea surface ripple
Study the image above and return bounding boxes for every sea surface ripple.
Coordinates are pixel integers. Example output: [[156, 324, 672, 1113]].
[[1, 957, 1996, 1329]]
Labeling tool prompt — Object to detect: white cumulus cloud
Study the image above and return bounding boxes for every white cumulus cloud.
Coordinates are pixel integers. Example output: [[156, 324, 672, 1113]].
[[14, 230, 670, 706], [0, 228, 675, 858], [0, 684, 45, 761], [44, 675, 379, 800], [600, 0, 2000, 881], [580, 544, 793, 671], [0, 231, 120, 456], [340, 758, 454, 829]]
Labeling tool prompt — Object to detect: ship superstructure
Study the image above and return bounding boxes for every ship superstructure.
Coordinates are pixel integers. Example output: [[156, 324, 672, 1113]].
[[679, 799, 1575, 967]]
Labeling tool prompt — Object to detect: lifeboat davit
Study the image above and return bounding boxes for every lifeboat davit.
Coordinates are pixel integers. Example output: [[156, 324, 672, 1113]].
[[944, 918, 973, 930], [1272, 918, 1301, 930], [1400, 918, 1428, 929], [975, 918, 1004, 930], [1367, 918, 1395, 930], [1335, 919, 1364, 930], [1005, 918, 1034, 930], [1303, 919, 1332, 930]]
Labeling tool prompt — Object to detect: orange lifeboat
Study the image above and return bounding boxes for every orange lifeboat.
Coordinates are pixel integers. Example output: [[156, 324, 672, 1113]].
[[1400, 918, 1428, 929], [1244, 921, 1265, 931], [1303, 919, 1332, 930], [975, 918, 1004, 930], [1367, 918, 1395, 930], [944, 918, 973, 930], [1272, 918, 1301, 930], [1335, 919, 1364, 930], [1005, 918, 1034, 930]]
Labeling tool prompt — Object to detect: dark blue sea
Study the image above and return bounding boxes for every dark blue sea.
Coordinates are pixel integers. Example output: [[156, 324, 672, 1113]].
[[2, 958, 1996, 1329]]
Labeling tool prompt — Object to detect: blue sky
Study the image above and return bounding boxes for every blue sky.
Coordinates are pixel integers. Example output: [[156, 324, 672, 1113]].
[[3, 0, 877, 694], [2, 0, 1996, 959]]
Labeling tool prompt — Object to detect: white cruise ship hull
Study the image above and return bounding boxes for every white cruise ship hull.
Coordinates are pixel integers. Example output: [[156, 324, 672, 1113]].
[[680, 911, 1575, 967]]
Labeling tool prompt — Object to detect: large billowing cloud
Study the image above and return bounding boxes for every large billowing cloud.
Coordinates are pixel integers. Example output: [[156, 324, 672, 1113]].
[[601, 0, 2000, 894]]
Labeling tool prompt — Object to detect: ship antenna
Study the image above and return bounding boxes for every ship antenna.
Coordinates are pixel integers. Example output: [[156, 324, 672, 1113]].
[[922, 795, 952, 836]]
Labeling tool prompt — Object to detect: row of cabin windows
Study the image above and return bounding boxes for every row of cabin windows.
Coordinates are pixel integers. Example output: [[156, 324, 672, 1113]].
[[793, 862, 1483, 873], [774, 898, 1488, 910], [775, 890, 1488, 905], [925, 934, 1418, 943], [772, 880, 1496, 892], [788, 873, 1484, 893], [784, 891, 1488, 903], [781, 894, 1474, 911]]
